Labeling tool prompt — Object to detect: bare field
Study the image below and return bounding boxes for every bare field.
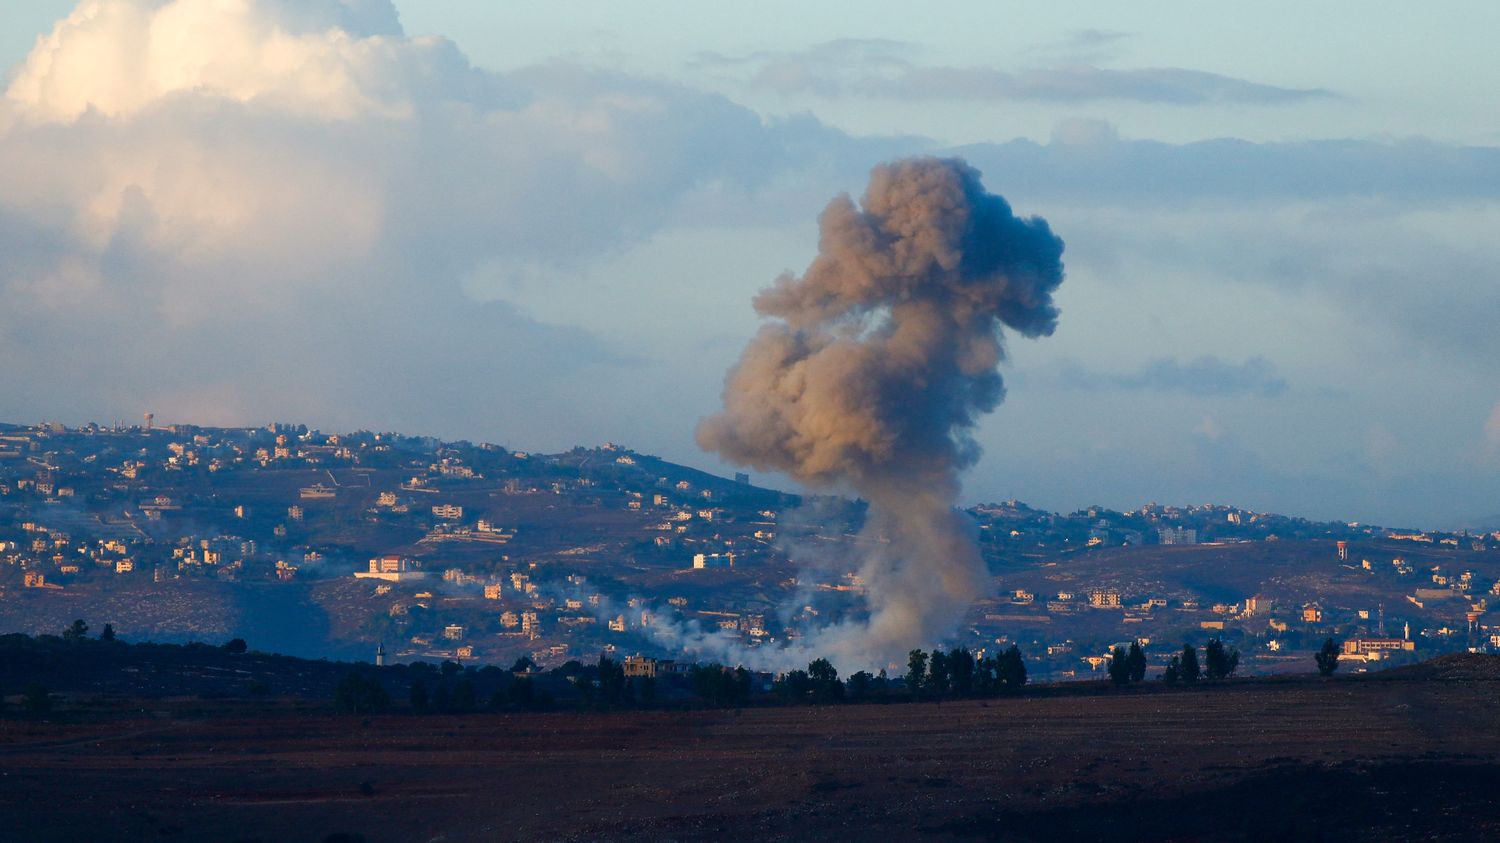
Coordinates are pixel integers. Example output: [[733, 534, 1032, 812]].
[[5, 664, 1500, 841]]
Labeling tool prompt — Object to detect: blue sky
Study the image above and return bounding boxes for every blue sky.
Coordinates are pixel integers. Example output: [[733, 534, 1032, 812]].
[[1, 1, 1498, 529]]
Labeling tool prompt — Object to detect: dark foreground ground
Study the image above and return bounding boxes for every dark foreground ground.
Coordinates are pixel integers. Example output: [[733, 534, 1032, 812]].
[[4, 656, 1500, 842]]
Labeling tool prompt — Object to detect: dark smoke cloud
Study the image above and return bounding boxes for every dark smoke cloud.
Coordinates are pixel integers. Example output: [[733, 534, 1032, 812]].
[[696, 157, 1064, 669]]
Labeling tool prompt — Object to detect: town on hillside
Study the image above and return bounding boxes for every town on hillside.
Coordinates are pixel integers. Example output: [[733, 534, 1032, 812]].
[[1, 419, 1497, 677]]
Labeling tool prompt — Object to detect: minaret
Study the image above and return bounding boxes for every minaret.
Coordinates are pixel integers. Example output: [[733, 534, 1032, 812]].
[[1403, 621, 1410, 641], [375, 642, 386, 667]]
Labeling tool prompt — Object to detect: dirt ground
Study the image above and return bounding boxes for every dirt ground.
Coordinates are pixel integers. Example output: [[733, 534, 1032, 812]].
[[4, 668, 1500, 842]]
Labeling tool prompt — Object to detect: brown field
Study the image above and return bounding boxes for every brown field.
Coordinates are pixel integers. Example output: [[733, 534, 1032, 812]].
[[5, 658, 1500, 842]]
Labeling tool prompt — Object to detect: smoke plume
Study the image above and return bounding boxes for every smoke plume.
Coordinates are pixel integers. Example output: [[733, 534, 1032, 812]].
[[697, 156, 1064, 670]]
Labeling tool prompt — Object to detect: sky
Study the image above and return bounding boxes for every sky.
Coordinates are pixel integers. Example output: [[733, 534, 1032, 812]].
[[0, 0, 1497, 530]]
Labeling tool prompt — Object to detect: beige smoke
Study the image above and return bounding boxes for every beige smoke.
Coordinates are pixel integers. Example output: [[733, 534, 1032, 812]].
[[698, 156, 1064, 670]]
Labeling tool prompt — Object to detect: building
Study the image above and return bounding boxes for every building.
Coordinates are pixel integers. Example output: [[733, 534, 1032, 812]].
[[299, 484, 337, 500], [1302, 603, 1323, 624], [1089, 589, 1122, 609], [443, 624, 465, 641], [1342, 637, 1415, 661], [432, 504, 464, 520], [692, 552, 735, 569], [355, 555, 428, 582], [622, 655, 658, 678], [1159, 527, 1198, 545]]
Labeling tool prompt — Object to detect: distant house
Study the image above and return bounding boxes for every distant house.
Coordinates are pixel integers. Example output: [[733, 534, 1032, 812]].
[[1089, 589, 1122, 609], [1159, 527, 1197, 545], [1342, 637, 1414, 661], [355, 555, 427, 582]]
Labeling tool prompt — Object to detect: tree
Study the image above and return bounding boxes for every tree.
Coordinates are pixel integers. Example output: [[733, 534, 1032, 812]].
[[807, 658, 843, 702], [1204, 638, 1240, 680], [1107, 645, 1131, 686], [927, 650, 951, 696], [596, 656, 627, 706], [62, 619, 89, 641], [409, 680, 430, 712], [510, 656, 537, 674], [1162, 655, 1181, 683], [1316, 637, 1341, 677], [223, 638, 248, 654], [507, 676, 536, 708], [1127, 642, 1147, 684], [906, 649, 928, 693], [733, 666, 753, 706], [948, 648, 975, 697], [847, 670, 873, 701], [1180, 644, 1201, 683], [773, 669, 811, 703], [22, 683, 52, 716], [451, 678, 477, 711], [999, 645, 1027, 692], [691, 664, 743, 707], [99, 623, 116, 642], [335, 672, 390, 713]]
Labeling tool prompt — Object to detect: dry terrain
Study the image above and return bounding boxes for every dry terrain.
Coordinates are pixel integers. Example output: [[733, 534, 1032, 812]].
[[4, 657, 1500, 841]]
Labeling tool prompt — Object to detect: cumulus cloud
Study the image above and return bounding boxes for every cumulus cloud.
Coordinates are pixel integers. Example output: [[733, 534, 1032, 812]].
[[0, 0, 866, 440], [695, 40, 1333, 105]]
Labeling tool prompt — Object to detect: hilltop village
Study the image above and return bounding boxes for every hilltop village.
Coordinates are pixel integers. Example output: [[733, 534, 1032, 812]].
[[1, 420, 1498, 678]]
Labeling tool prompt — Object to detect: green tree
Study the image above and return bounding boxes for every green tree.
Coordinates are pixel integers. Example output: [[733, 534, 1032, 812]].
[[61, 619, 88, 641], [1127, 641, 1147, 683], [1107, 645, 1131, 685], [948, 648, 975, 696], [451, 678, 477, 711], [973, 657, 998, 696], [847, 670, 873, 701], [22, 683, 52, 716], [510, 656, 537, 674], [409, 680, 430, 712], [1316, 637, 1341, 677], [1162, 654, 1181, 683], [1204, 638, 1240, 680], [1180, 644, 1201, 683], [99, 623, 116, 642], [927, 650, 951, 695], [807, 658, 843, 702], [773, 669, 812, 703], [507, 676, 535, 708], [223, 638, 248, 654], [734, 666, 753, 706], [335, 672, 390, 713], [999, 645, 1027, 692], [906, 649, 927, 694], [596, 655, 627, 706]]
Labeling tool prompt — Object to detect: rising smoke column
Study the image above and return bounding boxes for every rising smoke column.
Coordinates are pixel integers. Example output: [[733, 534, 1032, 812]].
[[697, 157, 1064, 670]]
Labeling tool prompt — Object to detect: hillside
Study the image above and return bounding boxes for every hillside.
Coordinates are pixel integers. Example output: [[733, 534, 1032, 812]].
[[2, 422, 1497, 679]]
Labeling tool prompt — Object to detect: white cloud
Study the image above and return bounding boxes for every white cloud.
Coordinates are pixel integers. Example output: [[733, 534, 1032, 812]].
[[0, 0, 875, 443]]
